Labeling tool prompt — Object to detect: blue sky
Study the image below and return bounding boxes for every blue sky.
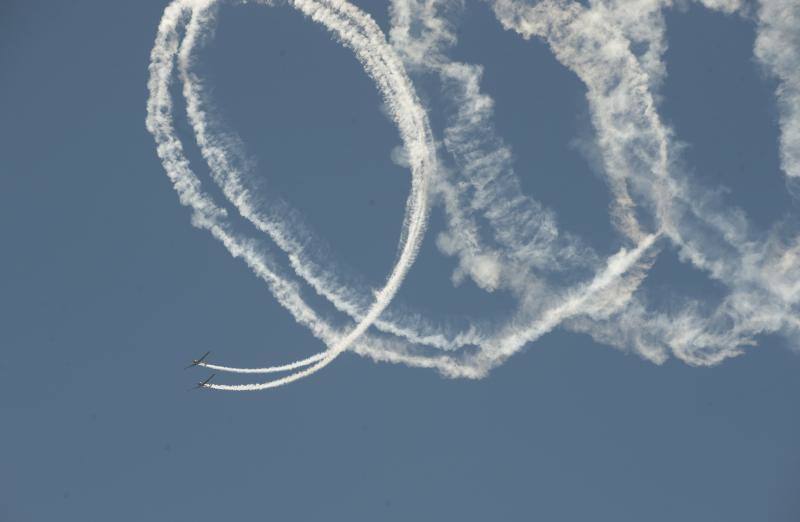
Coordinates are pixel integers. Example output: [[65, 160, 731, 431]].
[[1, 0, 799, 520]]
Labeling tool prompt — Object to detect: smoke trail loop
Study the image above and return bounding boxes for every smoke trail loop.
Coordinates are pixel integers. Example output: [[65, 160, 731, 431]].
[[147, 0, 800, 390]]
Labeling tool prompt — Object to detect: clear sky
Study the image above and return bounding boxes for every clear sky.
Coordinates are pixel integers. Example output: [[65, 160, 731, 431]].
[[1, 0, 799, 520]]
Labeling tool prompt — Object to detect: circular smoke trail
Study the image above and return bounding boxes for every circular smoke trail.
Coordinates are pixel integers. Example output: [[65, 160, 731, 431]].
[[147, 0, 438, 390], [148, 0, 800, 390]]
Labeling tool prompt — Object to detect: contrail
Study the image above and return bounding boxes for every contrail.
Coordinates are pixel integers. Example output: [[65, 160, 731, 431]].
[[148, 0, 443, 389], [148, 0, 800, 390], [491, 0, 800, 364], [178, 0, 662, 382], [219, 0, 658, 380], [754, 0, 800, 196], [199, 352, 325, 374], [385, 0, 665, 370], [181, 0, 440, 388], [387, 0, 800, 366]]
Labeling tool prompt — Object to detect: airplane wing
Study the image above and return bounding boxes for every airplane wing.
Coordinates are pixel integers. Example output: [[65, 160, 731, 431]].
[[184, 351, 211, 370], [188, 374, 216, 391]]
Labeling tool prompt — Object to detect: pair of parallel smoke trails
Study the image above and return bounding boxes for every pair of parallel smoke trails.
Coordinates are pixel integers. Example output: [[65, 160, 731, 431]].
[[147, 0, 800, 391]]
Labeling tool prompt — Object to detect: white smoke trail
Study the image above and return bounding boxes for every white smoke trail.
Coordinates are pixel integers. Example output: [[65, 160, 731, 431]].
[[199, 352, 324, 374], [177, 0, 461, 389], [386, 0, 667, 369], [386, 0, 800, 367], [148, 0, 800, 390], [175, 0, 462, 353], [147, 0, 480, 389], [168, 0, 660, 385], [489, 0, 800, 363], [754, 0, 800, 196]]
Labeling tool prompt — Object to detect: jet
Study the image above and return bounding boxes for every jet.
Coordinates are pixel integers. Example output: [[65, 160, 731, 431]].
[[192, 374, 216, 390], [184, 351, 211, 370]]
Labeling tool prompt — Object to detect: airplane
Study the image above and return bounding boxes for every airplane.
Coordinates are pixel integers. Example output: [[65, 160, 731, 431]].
[[192, 374, 216, 390], [184, 351, 211, 370]]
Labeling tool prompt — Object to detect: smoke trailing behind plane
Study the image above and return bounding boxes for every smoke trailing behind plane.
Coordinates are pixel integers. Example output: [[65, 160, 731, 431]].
[[147, 0, 800, 391]]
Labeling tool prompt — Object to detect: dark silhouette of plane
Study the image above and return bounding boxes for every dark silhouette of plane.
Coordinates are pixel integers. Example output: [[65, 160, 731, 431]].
[[192, 374, 216, 390], [184, 351, 210, 370]]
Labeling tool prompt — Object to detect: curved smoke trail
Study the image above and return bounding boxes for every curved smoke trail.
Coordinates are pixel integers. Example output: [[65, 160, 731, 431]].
[[148, 0, 800, 390], [147, 0, 444, 390], [490, 0, 800, 364], [179, 0, 660, 378]]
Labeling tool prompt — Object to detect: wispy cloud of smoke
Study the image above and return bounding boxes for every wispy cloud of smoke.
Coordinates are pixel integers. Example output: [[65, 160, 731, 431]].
[[147, 0, 800, 390], [490, 0, 800, 364], [753, 0, 800, 196]]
